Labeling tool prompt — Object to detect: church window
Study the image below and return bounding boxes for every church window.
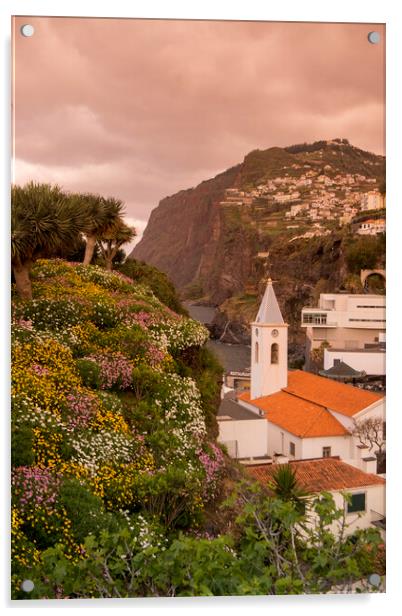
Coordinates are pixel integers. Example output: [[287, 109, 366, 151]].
[[271, 343, 279, 364], [255, 342, 259, 363]]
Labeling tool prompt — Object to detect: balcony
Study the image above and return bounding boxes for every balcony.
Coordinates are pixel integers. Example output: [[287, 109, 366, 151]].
[[301, 311, 337, 327]]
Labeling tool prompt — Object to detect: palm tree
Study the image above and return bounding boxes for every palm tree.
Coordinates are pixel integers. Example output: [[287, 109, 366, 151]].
[[268, 465, 310, 514], [97, 221, 136, 272], [76, 194, 124, 265], [11, 182, 88, 299]]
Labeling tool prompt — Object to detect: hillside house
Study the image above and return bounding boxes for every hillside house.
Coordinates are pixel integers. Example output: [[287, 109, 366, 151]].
[[247, 457, 385, 537], [357, 219, 385, 235]]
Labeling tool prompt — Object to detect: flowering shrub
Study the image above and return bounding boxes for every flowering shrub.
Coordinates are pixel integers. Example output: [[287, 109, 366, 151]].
[[82, 354, 133, 390], [150, 317, 209, 352], [11, 259, 225, 598], [13, 299, 85, 332], [198, 443, 226, 501], [31, 258, 73, 279], [89, 298, 121, 329], [74, 264, 134, 293], [95, 325, 151, 363], [69, 431, 140, 473], [155, 373, 207, 445], [12, 338, 82, 415], [63, 392, 98, 430], [12, 466, 61, 512]]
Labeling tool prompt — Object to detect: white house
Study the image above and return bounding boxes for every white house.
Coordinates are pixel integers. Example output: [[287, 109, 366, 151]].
[[357, 219, 386, 236], [247, 457, 385, 538], [217, 396, 268, 459]]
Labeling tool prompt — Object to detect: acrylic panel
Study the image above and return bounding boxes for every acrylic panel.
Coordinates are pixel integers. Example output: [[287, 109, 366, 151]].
[[11, 16, 386, 599]]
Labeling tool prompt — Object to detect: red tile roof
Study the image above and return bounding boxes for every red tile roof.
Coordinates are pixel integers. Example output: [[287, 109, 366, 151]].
[[237, 390, 349, 437], [247, 458, 385, 493], [284, 370, 383, 417]]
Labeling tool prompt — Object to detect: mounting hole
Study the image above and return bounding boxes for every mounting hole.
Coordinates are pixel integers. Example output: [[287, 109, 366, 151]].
[[20, 24, 34, 37], [21, 579, 35, 592], [367, 31, 380, 44], [368, 573, 381, 587]]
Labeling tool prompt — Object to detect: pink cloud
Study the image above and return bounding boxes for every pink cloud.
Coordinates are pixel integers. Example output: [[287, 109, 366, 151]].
[[13, 17, 385, 227]]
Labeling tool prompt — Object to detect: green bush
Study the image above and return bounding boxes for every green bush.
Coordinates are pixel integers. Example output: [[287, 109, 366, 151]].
[[58, 479, 113, 543], [76, 358, 101, 389], [11, 425, 35, 467], [97, 325, 149, 361], [345, 235, 385, 274], [118, 260, 187, 315], [89, 299, 120, 329]]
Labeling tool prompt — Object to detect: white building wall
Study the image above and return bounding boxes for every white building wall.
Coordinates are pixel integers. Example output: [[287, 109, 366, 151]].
[[303, 485, 385, 537], [300, 435, 354, 460], [218, 418, 268, 459], [354, 399, 385, 422], [311, 296, 385, 329], [324, 348, 385, 375], [306, 326, 384, 351], [267, 423, 302, 459], [328, 485, 385, 535]]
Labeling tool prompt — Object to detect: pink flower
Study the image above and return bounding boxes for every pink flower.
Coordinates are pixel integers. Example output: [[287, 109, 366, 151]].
[[31, 364, 50, 377], [85, 354, 133, 390], [12, 467, 61, 511]]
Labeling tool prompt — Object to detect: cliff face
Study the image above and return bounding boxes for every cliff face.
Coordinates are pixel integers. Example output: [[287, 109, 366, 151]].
[[133, 164, 241, 295], [131, 139, 385, 339]]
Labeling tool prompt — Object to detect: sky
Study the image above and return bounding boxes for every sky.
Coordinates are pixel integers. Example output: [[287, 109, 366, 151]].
[[12, 17, 385, 250]]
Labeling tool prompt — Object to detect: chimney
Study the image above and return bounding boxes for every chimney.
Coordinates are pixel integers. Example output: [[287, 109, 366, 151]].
[[356, 444, 369, 462], [362, 456, 378, 474]]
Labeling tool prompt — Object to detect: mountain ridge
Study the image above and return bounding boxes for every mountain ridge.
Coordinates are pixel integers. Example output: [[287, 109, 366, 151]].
[[131, 138, 385, 343]]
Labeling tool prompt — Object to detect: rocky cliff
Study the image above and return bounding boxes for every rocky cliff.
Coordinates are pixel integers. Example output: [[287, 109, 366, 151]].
[[131, 139, 385, 344]]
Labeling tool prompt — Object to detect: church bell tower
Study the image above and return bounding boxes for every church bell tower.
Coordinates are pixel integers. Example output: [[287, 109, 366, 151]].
[[250, 278, 288, 400]]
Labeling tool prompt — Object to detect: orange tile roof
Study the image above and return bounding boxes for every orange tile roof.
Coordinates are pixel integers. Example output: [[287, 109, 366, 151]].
[[237, 390, 349, 438], [247, 458, 385, 493], [284, 370, 383, 417]]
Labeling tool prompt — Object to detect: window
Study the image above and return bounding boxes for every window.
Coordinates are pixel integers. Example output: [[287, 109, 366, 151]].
[[302, 312, 328, 325], [322, 446, 331, 458], [271, 343, 279, 364], [346, 492, 366, 514], [255, 342, 259, 363], [289, 442, 296, 457], [382, 421, 386, 439]]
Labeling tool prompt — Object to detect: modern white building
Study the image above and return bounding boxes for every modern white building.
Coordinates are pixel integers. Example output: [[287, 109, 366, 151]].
[[301, 292, 385, 354]]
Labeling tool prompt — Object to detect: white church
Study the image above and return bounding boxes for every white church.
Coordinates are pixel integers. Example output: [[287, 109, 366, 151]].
[[218, 279, 386, 473]]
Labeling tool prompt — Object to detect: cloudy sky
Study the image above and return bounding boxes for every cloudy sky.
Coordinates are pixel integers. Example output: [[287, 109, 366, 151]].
[[13, 17, 385, 249]]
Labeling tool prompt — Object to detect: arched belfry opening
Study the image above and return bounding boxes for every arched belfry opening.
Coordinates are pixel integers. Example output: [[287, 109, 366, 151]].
[[271, 343, 279, 364]]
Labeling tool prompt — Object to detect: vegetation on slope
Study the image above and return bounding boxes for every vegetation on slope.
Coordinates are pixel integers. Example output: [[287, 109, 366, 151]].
[[11, 181, 384, 598], [11, 261, 384, 598]]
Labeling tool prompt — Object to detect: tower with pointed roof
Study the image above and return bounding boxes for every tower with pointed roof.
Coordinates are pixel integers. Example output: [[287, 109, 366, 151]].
[[250, 278, 288, 399]]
